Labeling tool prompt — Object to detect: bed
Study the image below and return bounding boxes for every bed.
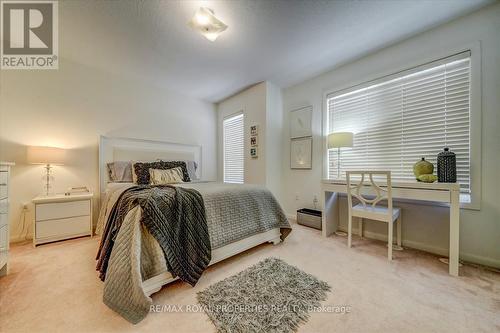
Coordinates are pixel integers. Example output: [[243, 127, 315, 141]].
[[96, 136, 291, 323]]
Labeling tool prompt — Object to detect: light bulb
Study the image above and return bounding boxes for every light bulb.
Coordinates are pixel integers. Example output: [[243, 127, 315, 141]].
[[195, 13, 209, 25]]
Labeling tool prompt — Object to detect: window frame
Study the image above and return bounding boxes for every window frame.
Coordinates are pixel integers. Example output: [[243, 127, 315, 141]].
[[322, 42, 482, 210], [223, 111, 245, 184]]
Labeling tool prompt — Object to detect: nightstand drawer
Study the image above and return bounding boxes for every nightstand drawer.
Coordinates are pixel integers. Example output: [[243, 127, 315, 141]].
[[36, 216, 90, 239], [0, 225, 7, 251], [0, 171, 8, 186], [0, 178, 7, 200], [0, 199, 7, 214], [0, 214, 7, 227], [0, 251, 6, 268], [36, 200, 90, 221]]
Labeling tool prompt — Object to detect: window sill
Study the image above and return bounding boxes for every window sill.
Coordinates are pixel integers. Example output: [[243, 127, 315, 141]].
[[460, 194, 480, 210]]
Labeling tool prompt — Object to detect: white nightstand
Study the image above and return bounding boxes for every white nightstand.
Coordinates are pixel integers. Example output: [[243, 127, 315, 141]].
[[32, 193, 93, 246]]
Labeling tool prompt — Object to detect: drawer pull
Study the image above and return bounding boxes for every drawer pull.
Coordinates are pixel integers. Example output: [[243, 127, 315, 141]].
[[0, 183, 6, 186]]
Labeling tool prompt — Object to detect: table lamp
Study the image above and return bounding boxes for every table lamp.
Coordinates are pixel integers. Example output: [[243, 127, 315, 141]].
[[27, 146, 66, 196], [327, 132, 353, 179]]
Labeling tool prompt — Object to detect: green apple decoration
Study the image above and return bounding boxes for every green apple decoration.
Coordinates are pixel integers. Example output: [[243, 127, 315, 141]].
[[417, 174, 438, 183], [413, 157, 434, 179]]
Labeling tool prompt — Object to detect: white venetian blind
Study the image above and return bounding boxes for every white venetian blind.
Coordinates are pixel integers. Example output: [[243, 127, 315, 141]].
[[223, 113, 244, 184], [328, 52, 471, 194]]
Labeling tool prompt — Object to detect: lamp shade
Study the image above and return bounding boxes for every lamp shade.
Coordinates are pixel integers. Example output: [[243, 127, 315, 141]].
[[328, 132, 353, 149], [27, 146, 66, 165]]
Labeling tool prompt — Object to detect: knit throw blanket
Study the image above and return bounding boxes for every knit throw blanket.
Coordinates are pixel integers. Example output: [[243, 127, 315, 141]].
[[96, 185, 211, 286]]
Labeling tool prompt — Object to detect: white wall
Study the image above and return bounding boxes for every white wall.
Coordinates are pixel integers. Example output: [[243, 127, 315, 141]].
[[217, 82, 267, 185], [280, 3, 500, 267], [217, 81, 283, 198], [0, 5, 217, 242], [265, 82, 284, 199]]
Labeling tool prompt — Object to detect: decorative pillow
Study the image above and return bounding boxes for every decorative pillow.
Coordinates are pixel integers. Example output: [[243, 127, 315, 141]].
[[184, 160, 199, 181], [133, 161, 190, 185], [158, 160, 198, 180], [131, 161, 140, 184], [107, 161, 133, 182], [149, 167, 184, 185]]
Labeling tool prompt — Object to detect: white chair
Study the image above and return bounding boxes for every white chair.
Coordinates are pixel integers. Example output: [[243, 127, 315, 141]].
[[346, 171, 402, 260]]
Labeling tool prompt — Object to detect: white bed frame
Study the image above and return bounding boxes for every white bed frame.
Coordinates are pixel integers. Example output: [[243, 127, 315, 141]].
[[98, 136, 282, 296]]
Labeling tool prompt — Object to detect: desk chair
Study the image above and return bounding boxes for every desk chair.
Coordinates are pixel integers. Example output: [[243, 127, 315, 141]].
[[346, 171, 402, 260]]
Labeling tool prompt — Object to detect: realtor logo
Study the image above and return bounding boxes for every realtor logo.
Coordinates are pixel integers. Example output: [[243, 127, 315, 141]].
[[1, 0, 58, 69]]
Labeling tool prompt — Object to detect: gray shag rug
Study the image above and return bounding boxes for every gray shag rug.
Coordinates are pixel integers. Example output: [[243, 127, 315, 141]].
[[197, 257, 331, 333]]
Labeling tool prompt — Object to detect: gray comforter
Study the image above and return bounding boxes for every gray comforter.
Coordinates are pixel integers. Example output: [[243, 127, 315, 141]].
[[96, 182, 291, 324]]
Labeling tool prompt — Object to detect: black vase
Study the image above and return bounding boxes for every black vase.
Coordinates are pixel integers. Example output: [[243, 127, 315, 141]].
[[437, 147, 457, 183]]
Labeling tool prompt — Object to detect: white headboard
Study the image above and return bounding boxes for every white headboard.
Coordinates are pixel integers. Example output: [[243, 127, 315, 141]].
[[99, 136, 202, 195]]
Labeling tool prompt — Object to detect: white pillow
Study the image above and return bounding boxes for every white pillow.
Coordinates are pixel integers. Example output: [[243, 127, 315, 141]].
[[149, 167, 184, 185]]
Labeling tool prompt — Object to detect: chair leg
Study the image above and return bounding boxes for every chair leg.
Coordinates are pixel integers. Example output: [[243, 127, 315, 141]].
[[388, 221, 393, 260], [348, 214, 352, 248], [397, 214, 402, 247], [358, 218, 363, 238]]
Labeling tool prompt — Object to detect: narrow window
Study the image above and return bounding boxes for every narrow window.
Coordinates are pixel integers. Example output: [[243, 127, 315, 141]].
[[223, 113, 244, 183]]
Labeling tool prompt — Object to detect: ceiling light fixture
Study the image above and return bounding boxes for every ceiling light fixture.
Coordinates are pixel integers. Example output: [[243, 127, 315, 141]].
[[188, 7, 227, 42]]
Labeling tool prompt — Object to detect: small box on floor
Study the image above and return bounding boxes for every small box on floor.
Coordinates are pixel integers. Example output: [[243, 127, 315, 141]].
[[296, 209, 322, 230]]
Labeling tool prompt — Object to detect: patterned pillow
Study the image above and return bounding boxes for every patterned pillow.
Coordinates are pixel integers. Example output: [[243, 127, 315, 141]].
[[149, 167, 184, 185], [133, 161, 190, 185]]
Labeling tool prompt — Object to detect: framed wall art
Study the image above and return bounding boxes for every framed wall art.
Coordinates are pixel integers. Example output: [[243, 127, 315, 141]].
[[290, 106, 312, 139], [250, 136, 258, 147], [250, 124, 258, 136], [290, 137, 312, 169]]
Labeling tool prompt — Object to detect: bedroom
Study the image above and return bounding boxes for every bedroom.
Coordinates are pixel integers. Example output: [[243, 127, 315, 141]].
[[0, 0, 499, 332]]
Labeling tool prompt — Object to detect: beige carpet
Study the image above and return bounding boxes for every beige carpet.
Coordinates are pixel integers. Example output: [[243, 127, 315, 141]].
[[1, 223, 499, 333]]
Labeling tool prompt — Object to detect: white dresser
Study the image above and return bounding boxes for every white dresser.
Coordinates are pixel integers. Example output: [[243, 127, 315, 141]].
[[32, 192, 93, 246], [0, 162, 14, 277]]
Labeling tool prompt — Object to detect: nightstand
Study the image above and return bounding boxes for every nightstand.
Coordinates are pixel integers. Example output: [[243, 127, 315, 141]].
[[32, 193, 93, 246]]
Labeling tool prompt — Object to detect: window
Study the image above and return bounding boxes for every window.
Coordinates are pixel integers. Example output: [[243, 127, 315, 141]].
[[223, 113, 244, 183], [327, 51, 471, 197]]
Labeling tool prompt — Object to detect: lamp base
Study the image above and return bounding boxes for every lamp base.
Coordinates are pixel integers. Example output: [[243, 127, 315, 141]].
[[43, 164, 54, 196]]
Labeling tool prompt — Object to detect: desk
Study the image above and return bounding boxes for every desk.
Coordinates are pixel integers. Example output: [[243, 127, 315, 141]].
[[321, 179, 461, 276]]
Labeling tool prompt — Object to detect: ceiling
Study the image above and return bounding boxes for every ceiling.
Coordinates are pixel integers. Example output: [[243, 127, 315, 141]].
[[62, 0, 493, 102]]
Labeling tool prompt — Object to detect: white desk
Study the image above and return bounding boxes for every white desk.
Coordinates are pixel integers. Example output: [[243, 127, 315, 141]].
[[321, 179, 461, 276]]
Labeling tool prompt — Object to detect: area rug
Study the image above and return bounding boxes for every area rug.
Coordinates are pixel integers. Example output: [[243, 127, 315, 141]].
[[197, 257, 331, 333]]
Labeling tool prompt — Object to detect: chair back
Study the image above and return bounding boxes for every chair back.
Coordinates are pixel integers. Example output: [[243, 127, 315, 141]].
[[346, 171, 393, 218]]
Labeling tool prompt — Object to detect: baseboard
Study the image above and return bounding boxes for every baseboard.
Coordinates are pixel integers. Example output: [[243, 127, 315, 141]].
[[10, 228, 33, 244], [10, 235, 32, 244], [286, 213, 296, 222], [336, 226, 500, 268], [459, 253, 500, 269]]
